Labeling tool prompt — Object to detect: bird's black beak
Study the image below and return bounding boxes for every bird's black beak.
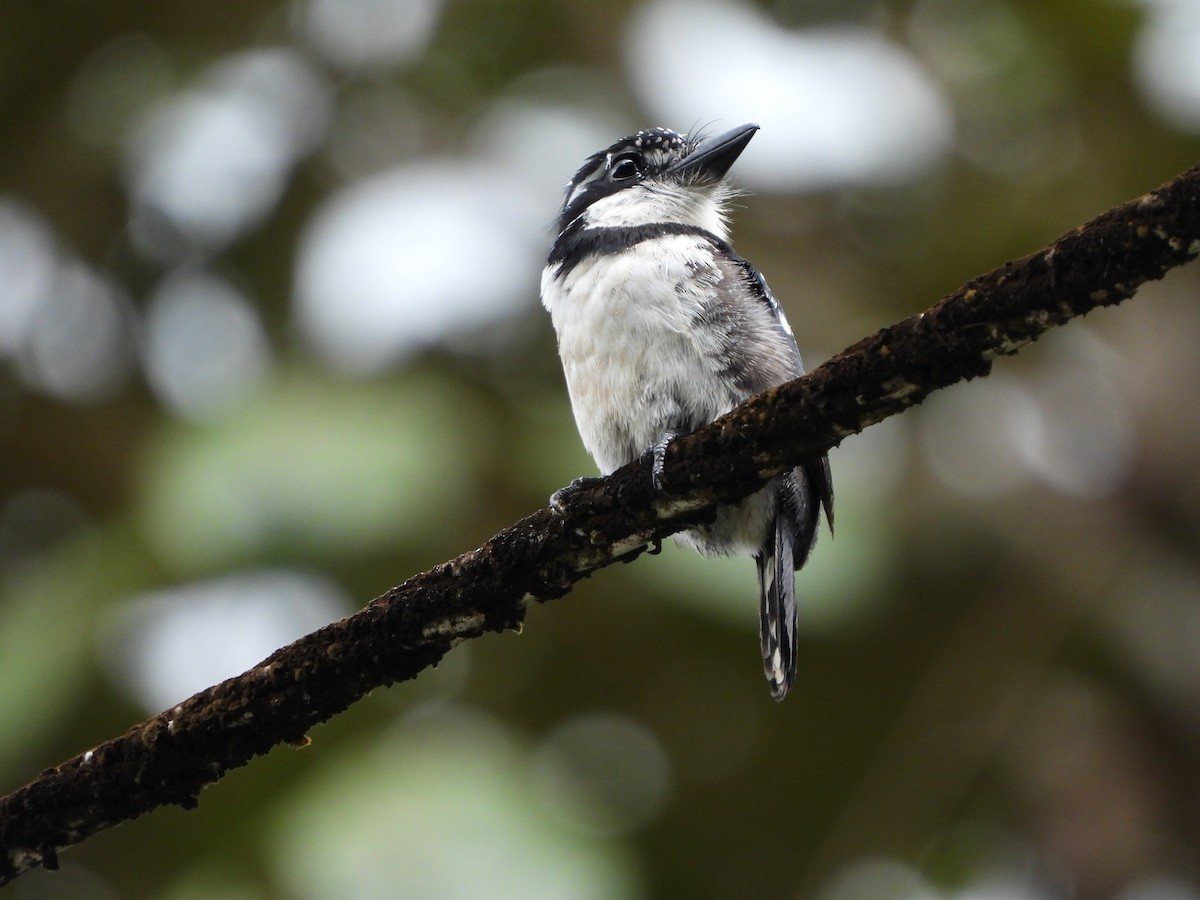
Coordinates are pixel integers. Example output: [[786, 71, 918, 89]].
[[668, 122, 759, 181]]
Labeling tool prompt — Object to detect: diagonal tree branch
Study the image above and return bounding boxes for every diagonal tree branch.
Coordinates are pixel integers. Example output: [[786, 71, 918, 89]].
[[2, 162, 1198, 886]]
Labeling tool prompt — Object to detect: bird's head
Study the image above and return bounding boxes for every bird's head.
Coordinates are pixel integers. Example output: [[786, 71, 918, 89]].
[[556, 123, 759, 238]]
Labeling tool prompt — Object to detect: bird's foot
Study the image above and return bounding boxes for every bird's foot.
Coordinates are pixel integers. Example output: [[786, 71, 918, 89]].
[[549, 476, 604, 515], [650, 430, 681, 492], [615, 537, 663, 565]]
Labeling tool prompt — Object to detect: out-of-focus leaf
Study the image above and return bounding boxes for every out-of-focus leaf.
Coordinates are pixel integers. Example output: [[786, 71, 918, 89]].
[[0, 529, 139, 779], [268, 708, 642, 900], [137, 373, 488, 572]]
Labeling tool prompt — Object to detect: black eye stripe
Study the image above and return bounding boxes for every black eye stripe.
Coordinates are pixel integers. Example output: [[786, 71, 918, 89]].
[[558, 126, 694, 229]]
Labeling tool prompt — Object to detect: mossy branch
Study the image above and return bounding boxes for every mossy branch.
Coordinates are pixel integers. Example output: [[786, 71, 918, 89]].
[[2, 162, 1198, 886]]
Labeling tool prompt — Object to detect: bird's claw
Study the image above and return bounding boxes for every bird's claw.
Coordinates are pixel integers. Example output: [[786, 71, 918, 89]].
[[549, 476, 604, 515], [650, 431, 680, 492], [615, 537, 663, 565]]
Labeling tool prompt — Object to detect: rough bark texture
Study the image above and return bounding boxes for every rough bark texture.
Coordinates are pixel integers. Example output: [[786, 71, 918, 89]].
[[1, 162, 1198, 886]]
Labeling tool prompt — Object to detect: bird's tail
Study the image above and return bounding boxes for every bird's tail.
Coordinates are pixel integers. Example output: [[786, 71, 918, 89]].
[[758, 465, 828, 701], [757, 508, 797, 701]]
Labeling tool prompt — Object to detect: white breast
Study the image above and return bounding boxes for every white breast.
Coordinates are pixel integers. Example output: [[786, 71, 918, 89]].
[[541, 234, 744, 475]]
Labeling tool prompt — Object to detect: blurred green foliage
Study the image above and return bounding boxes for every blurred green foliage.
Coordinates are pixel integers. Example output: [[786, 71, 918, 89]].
[[3, 1, 1200, 899]]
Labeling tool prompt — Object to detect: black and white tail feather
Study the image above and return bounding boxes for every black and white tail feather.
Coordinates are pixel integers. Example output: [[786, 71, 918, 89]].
[[541, 123, 833, 700], [758, 459, 832, 698]]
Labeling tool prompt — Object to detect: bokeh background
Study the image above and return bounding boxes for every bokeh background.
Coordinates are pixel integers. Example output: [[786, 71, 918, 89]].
[[3, 0, 1200, 897]]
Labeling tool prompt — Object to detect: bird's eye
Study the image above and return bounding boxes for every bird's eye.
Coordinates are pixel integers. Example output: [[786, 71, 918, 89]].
[[610, 154, 643, 181]]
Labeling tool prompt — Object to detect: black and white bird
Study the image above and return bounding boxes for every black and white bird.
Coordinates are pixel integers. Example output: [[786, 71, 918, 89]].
[[540, 123, 833, 700]]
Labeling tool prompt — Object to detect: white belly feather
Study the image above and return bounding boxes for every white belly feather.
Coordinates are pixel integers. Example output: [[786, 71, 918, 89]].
[[543, 235, 739, 470], [541, 233, 775, 557]]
